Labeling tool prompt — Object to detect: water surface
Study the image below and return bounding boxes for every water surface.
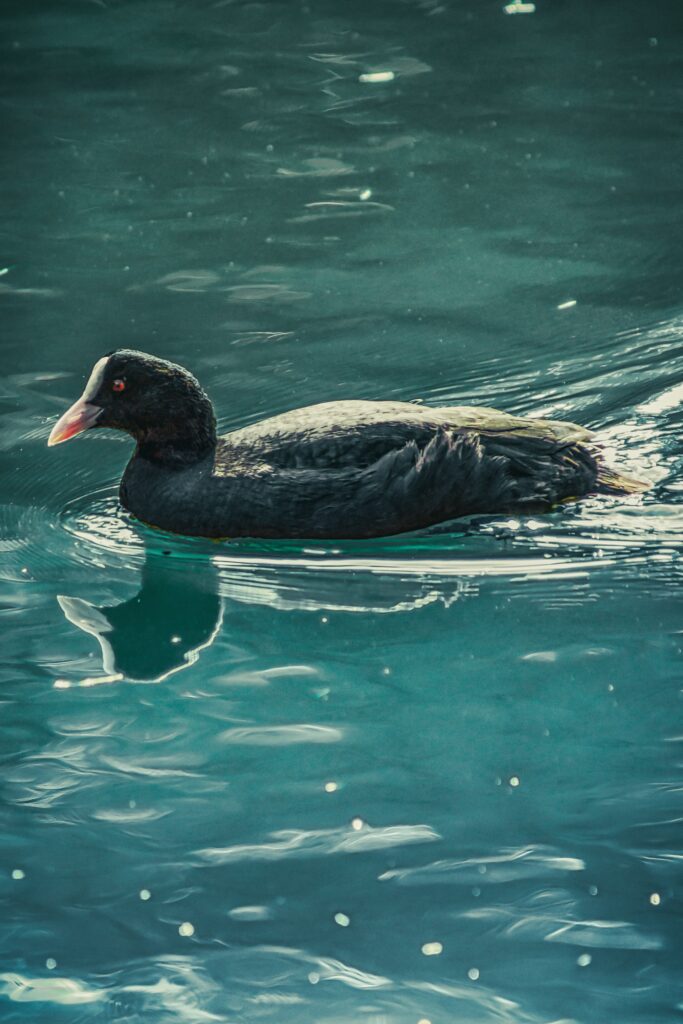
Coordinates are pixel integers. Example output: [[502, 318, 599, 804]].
[[1, 1, 682, 1021]]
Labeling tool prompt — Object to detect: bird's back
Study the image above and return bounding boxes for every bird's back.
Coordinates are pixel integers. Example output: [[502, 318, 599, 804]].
[[120, 399, 644, 539]]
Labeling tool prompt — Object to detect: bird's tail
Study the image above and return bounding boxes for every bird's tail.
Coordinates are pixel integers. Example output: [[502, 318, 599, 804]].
[[596, 463, 650, 495]]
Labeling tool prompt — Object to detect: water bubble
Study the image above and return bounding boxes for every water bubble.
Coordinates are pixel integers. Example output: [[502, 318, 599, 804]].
[[359, 189, 372, 201], [577, 953, 592, 967], [178, 921, 195, 937], [649, 892, 661, 906], [11, 869, 25, 880], [139, 889, 151, 901], [589, 885, 598, 896], [308, 971, 320, 985], [467, 967, 480, 981], [45, 958, 57, 970], [334, 912, 351, 927], [509, 776, 520, 787], [324, 781, 338, 793], [351, 817, 364, 831], [421, 941, 443, 956]]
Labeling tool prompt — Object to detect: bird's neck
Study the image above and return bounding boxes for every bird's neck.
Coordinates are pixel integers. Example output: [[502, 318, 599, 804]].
[[135, 405, 217, 469]]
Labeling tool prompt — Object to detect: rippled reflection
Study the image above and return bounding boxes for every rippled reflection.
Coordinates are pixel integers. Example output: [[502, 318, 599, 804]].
[[57, 554, 222, 684]]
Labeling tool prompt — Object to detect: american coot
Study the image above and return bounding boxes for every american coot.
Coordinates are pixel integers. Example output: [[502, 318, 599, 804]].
[[48, 350, 647, 539]]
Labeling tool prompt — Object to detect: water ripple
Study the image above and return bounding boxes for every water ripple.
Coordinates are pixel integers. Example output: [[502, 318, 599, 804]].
[[218, 724, 344, 746], [464, 903, 663, 950], [0, 972, 104, 1005], [379, 846, 585, 886], [197, 822, 440, 864]]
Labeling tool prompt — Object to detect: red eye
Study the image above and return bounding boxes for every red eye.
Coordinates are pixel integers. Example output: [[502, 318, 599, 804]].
[[112, 379, 126, 393]]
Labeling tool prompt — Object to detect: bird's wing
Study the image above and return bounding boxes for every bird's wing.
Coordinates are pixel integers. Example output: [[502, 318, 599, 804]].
[[210, 428, 600, 539], [216, 401, 446, 473], [215, 401, 592, 475]]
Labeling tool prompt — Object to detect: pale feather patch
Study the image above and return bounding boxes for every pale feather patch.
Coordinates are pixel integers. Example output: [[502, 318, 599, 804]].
[[81, 356, 109, 402]]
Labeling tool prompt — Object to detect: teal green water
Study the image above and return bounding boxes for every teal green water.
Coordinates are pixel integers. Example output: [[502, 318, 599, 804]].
[[2, 1, 682, 1021]]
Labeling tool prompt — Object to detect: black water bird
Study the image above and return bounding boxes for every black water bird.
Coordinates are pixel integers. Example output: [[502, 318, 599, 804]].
[[48, 350, 647, 538]]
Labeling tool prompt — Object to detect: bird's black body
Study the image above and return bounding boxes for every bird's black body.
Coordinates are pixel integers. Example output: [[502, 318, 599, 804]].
[[49, 350, 646, 539]]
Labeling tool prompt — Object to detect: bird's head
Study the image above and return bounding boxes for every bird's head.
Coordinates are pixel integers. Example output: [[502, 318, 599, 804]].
[[48, 350, 217, 465]]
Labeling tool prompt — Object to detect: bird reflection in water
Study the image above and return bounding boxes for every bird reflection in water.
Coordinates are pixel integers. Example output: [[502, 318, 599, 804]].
[[57, 554, 222, 684]]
